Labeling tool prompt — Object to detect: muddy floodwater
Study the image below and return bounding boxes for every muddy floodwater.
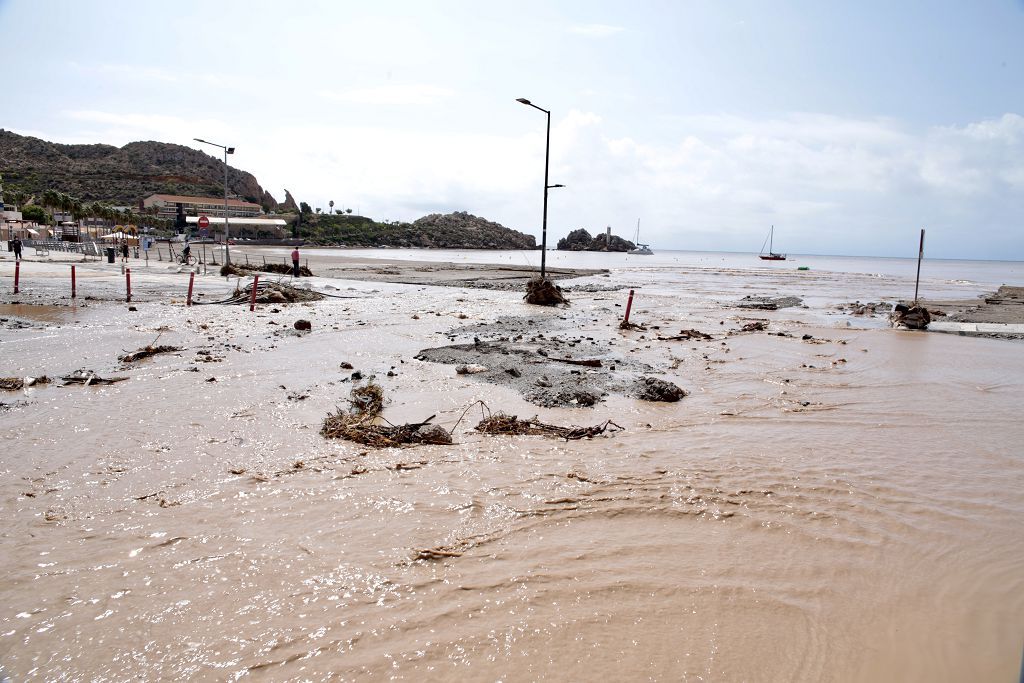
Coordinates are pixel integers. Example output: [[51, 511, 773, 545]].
[[1, 250, 1022, 681]]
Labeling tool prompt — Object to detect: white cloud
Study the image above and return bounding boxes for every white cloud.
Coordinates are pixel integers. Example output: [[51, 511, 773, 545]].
[[567, 24, 625, 38], [318, 84, 454, 106], [41, 107, 1024, 258]]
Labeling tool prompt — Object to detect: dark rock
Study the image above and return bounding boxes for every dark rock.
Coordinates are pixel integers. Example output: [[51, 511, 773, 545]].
[[294, 319, 312, 331], [633, 377, 687, 402]]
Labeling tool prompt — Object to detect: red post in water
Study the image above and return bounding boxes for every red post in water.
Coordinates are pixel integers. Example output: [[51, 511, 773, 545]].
[[622, 289, 635, 324], [186, 271, 195, 306], [125, 268, 132, 303], [249, 275, 259, 312], [71, 265, 77, 299], [14, 261, 20, 294]]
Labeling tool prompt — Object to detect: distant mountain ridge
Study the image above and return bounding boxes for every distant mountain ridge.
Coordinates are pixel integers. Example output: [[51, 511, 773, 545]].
[[0, 129, 278, 209]]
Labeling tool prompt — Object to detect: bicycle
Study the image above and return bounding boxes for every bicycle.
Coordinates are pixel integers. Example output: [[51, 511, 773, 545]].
[[179, 252, 198, 266]]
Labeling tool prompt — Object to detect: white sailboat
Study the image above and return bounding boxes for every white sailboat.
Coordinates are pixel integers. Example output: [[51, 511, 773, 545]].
[[758, 225, 786, 260], [628, 218, 653, 255]]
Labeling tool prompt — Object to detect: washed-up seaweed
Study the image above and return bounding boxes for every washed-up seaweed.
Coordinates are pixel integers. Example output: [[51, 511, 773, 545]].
[[320, 381, 452, 447], [475, 411, 622, 441], [524, 277, 569, 306], [61, 370, 129, 386], [118, 345, 181, 363]]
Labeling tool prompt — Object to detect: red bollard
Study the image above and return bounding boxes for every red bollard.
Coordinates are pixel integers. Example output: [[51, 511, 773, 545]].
[[249, 275, 259, 312], [622, 289, 635, 324], [14, 261, 20, 294], [126, 268, 132, 303], [186, 271, 195, 306], [71, 265, 77, 299]]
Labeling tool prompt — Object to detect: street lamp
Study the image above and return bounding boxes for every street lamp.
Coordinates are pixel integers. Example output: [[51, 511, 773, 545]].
[[516, 98, 564, 280], [194, 137, 235, 265]]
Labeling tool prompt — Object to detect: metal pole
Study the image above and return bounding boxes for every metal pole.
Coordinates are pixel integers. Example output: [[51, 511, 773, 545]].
[[913, 228, 925, 305], [223, 148, 231, 265], [541, 109, 550, 280]]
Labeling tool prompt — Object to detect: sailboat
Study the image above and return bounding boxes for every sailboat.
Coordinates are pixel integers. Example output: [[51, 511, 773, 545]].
[[758, 225, 786, 261], [628, 218, 653, 255]]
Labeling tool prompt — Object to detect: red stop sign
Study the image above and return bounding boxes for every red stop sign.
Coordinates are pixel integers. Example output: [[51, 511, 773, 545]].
[[198, 215, 210, 229]]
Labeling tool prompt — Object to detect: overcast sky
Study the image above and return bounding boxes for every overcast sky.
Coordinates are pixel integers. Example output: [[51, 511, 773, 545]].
[[1, 0, 1022, 259]]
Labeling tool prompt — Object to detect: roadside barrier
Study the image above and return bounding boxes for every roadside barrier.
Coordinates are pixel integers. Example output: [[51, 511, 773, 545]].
[[14, 261, 20, 294], [126, 268, 132, 303], [187, 272, 195, 306], [71, 265, 77, 299]]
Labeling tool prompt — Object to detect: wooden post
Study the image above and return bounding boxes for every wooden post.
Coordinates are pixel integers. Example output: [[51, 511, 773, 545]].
[[913, 229, 925, 305], [249, 275, 259, 312], [187, 271, 195, 306], [125, 268, 132, 303], [71, 265, 76, 298], [623, 289, 635, 324], [14, 261, 20, 294]]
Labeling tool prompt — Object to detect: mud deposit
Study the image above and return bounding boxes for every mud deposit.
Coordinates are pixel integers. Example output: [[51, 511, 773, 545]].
[[416, 314, 676, 407], [1, 250, 1023, 681]]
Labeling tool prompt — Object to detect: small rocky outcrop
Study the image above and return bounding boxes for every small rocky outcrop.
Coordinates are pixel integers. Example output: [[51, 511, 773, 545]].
[[557, 228, 634, 252], [408, 212, 536, 249], [278, 189, 299, 213]]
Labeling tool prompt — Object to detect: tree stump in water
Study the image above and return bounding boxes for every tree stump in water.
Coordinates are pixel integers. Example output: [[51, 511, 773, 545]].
[[524, 277, 569, 306]]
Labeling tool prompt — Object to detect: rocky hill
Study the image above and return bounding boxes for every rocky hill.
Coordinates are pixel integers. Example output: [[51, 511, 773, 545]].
[[300, 211, 537, 249], [557, 228, 635, 252], [0, 129, 278, 210]]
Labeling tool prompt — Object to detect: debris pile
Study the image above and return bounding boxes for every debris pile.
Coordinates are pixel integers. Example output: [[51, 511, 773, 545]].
[[221, 263, 314, 277], [320, 381, 452, 447], [0, 377, 24, 391], [524, 277, 569, 306], [118, 345, 181, 363], [475, 411, 622, 440], [61, 370, 128, 385], [229, 281, 324, 304], [658, 329, 713, 341], [740, 321, 768, 332]]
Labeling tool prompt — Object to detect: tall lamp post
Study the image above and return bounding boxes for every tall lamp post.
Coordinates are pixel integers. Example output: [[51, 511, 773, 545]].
[[516, 98, 564, 280], [194, 137, 235, 265]]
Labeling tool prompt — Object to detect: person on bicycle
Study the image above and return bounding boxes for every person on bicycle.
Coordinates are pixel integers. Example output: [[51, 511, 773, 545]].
[[182, 240, 191, 263]]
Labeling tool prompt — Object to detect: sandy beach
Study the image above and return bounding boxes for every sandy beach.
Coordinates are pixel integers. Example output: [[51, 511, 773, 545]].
[[1, 247, 1022, 681]]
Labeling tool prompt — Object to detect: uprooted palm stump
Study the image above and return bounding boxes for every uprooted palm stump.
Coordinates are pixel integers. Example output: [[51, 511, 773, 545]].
[[524, 277, 569, 306], [890, 303, 931, 330]]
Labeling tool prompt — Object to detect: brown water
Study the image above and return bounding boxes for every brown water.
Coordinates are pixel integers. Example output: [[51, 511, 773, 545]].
[[1, 261, 1022, 681]]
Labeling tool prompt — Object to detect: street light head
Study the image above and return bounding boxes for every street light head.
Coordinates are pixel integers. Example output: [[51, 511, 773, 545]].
[[516, 98, 532, 105], [193, 138, 206, 144], [549, 183, 565, 188], [226, 147, 235, 154]]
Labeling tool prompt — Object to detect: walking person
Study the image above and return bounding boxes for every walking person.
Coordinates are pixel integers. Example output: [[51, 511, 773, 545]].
[[120, 240, 129, 263], [291, 247, 300, 277], [12, 237, 22, 261]]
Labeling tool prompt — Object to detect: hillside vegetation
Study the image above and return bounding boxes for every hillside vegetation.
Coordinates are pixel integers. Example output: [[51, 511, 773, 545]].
[[0, 129, 277, 209]]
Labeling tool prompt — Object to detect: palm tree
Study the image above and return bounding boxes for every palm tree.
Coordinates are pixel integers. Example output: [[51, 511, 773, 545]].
[[41, 189, 60, 223], [329, 200, 334, 214]]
